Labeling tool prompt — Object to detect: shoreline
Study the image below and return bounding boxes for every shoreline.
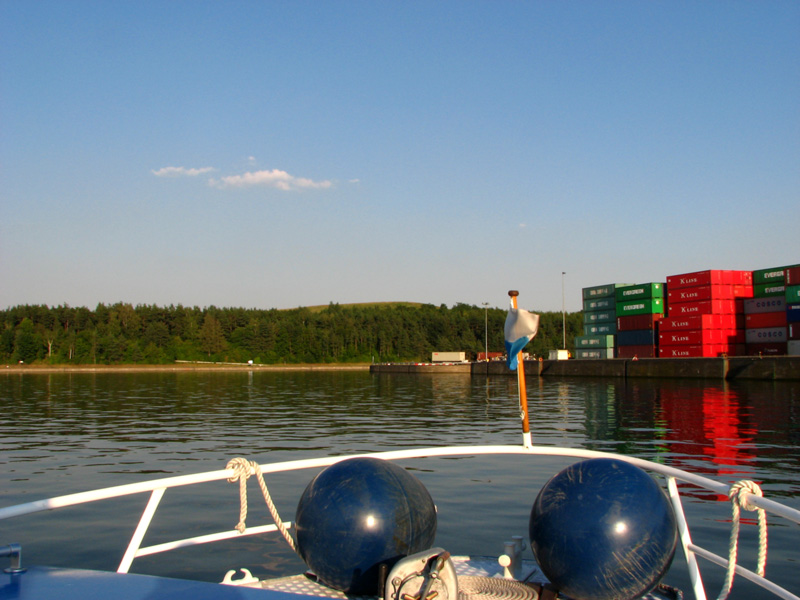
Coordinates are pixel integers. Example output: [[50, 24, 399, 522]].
[[1, 363, 371, 374], [6, 355, 799, 380]]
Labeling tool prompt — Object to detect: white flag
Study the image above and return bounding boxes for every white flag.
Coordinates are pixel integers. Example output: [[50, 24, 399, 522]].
[[504, 304, 540, 370]]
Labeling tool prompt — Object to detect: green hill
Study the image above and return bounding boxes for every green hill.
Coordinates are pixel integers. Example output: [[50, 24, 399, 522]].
[[2, 302, 582, 365], [293, 301, 425, 313]]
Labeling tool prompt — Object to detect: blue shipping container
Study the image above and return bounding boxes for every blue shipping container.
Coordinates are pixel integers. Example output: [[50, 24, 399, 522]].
[[788, 303, 800, 323], [617, 329, 658, 346]]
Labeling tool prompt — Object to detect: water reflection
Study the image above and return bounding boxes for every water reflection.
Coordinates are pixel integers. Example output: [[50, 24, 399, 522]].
[[1, 371, 798, 597], [574, 378, 799, 500], [2, 372, 798, 495]]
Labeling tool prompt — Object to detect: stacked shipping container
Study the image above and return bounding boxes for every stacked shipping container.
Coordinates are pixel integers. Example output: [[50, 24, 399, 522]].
[[615, 283, 665, 358], [744, 296, 786, 355], [659, 270, 752, 358], [575, 263, 797, 359], [746, 264, 800, 356], [788, 266, 800, 355], [575, 284, 628, 359]]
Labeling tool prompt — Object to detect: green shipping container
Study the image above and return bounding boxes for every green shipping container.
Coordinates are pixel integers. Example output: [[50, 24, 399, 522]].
[[584, 310, 616, 324], [786, 284, 800, 303], [752, 264, 800, 285], [616, 298, 665, 317], [582, 283, 632, 300], [584, 322, 617, 335], [575, 334, 615, 349], [575, 348, 615, 359], [583, 297, 615, 311], [754, 282, 786, 298], [615, 283, 665, 302]]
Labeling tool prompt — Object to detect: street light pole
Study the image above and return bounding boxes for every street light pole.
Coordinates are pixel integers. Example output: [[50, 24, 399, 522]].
[[562, 272, 566, 350], [482, 302, 489, 360]]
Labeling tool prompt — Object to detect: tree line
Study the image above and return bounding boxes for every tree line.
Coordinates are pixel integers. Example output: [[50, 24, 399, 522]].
[[1, 302, 585, 365]]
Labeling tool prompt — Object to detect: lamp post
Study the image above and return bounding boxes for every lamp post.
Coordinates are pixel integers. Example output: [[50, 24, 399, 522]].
[[482, 302, 489, 361], [562, 272, 566, 350]]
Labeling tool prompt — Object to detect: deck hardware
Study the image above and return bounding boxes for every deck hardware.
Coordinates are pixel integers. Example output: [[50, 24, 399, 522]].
[[1, 543, 26, 574]]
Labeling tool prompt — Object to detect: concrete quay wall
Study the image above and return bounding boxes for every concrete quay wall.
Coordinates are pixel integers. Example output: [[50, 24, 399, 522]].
[[371, 356, 800, 380], [370, 363, 472, 374]]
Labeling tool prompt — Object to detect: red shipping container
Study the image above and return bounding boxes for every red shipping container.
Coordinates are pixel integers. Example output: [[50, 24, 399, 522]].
[[659, 344, 743, 358], [746, 342, 787, 356], [667, 284, 753, 304], [617, 313, 663, 331], [666, 270, 752, 290], [790, 323, 800, 340], [745, 311, 788, 329], [659, 329, 744, 346], [786, 266, 800, 285], [659, 314, 744, 330], [616, 345, 657, 358], [668, 299, 743, 316], [728, 330, 746, 344]]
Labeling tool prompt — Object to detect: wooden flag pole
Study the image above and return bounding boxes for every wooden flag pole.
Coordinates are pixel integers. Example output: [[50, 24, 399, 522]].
[[509, 290, 532, 448]]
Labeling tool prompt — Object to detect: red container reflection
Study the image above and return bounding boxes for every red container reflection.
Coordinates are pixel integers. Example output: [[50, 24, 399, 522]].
[[658, 385, 757, 501]]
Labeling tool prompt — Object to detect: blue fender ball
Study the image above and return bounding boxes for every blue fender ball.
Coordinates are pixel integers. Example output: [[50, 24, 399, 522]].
[[295, 457, 437, 594], [529, 458, 678, 600]]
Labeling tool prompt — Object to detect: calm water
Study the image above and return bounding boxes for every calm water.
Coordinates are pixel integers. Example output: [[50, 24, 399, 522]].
[[1, 371, 798, 598]]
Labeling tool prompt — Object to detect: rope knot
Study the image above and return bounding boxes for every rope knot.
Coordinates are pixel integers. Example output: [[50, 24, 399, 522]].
[[716, 480, 768, 600], [227, 458, 259, 533], [225, 457, 298, 553], [227, 457, 256, 484], [729, 480, 763, 512]]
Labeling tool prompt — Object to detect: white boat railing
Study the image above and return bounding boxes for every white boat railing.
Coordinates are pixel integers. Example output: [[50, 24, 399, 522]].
[[1, 445, 799, 600]]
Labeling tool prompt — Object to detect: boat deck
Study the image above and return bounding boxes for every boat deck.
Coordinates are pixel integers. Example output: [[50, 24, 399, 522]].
[[254, 556, 543, 596], [253, 557, 677, 600]]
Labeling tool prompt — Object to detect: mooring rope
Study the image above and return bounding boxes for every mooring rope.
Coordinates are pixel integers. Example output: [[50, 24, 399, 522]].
[[226, 457, 298, 553], [716, 479, 768, 600]]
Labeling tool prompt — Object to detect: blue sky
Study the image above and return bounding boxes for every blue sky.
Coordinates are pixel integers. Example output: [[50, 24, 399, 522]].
[[2, 1, 798, 313]]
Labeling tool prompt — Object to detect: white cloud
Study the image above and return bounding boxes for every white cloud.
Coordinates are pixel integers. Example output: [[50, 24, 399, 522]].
[[152, 166, 214, 177], [209, 169, 333, 191]]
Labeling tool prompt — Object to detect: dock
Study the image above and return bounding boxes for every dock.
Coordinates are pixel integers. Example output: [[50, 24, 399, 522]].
[[370, 356, 800, 380]]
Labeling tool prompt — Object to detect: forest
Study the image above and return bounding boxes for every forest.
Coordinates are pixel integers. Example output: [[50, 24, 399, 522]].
[[1, 302, 585, 365]]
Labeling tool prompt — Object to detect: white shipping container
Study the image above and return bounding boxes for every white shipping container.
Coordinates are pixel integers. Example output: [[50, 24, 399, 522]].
[[788, 340, 800, 356], [744, 296, 786, 314], [431, 352, 467, 362], [745, 327, 788, 344]]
